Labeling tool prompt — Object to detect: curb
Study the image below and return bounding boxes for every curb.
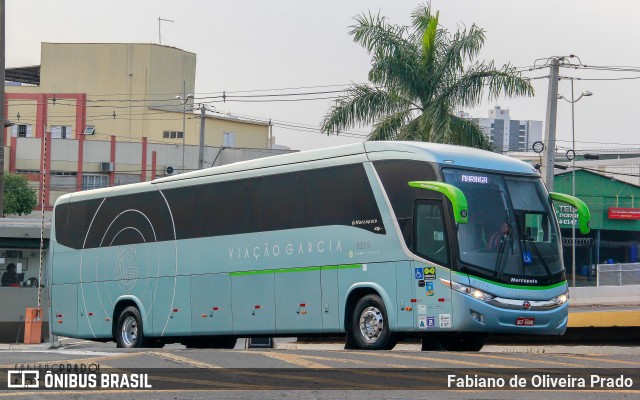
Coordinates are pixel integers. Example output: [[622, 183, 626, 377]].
[[275, 342, 640, 355]]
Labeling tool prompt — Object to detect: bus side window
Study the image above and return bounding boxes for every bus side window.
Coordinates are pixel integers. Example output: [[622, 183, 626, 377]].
[[414, 200, 449, 267]]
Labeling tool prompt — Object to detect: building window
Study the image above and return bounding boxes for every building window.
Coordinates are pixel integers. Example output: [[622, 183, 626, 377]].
[[82, 175, 109, 191], [223, 132, 236, 147], [51, 125, 72, 139], [163, 131, 183, 139], [11, 124, 33, 138]]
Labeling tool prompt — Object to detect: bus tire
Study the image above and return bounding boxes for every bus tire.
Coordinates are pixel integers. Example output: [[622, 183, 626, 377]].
[[350, 294, 396, 350], [440, 332, 486, 352], [115, 306, 146, 348]]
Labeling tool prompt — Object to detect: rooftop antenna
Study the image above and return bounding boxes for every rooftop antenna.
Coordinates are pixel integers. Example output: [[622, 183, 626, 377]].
[[158, 17, 175, 45]]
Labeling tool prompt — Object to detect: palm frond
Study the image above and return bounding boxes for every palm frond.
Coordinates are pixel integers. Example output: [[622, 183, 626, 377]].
[[437, 62, 534, 109], [320, 84, 412, 134], [368, 109, 416, 141], [439, 24, 485, 77], [350, 12, 411, 58]]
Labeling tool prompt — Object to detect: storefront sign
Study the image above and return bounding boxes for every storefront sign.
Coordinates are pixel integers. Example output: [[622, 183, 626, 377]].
[[608, 207, 640, 220], [555, 205, 577, 227]]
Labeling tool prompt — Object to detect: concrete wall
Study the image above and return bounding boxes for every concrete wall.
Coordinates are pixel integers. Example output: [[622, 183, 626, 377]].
[[0, 288, 49, 342], [569, 285, 640, 306]]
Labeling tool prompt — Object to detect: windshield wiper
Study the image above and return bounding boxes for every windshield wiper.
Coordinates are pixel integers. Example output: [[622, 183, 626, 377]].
[[494, 234, 512, 279], [522, 235, 552, 277]]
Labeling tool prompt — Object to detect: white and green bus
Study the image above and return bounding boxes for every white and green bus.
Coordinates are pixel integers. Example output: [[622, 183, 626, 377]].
[[49, 141, 590, 350]]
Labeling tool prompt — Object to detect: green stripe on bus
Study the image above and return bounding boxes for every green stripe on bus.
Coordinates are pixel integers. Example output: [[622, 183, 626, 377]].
[[229, 264, 361, 277], [452, 271, 567, 290]]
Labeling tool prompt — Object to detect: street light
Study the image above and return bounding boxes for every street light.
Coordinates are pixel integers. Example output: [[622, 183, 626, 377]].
[[176, 90, 193, 174], [558, 80, 592, 287]]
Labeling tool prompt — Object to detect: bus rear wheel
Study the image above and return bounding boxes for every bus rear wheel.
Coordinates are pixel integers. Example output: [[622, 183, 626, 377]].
[[116, 306, 146, 348], [349, 294, 396, 350]]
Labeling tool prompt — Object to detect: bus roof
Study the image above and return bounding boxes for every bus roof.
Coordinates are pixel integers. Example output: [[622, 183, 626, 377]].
[[56, 141, 538, 205], [152, 141, 538, 185]]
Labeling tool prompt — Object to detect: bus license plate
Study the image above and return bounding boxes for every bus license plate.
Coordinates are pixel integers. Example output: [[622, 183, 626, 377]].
[[515, 317, 535, 326]]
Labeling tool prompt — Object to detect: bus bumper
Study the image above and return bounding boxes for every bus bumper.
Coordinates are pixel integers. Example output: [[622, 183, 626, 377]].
[[451, 291, 569, 335]]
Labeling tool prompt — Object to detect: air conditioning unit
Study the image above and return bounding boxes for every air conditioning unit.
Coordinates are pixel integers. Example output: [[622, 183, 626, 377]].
[[165, 166, 175, 175], [100, 162, 114, 172]]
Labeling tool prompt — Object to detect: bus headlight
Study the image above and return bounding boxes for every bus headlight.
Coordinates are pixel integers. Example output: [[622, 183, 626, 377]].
[[553, 293, 568, 305], [440, 279, 494, 302]]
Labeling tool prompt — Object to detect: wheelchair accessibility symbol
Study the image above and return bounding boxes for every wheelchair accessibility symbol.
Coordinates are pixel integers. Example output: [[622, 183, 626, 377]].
[[415, 268, 424, 280], [522, 251, 533, 264]]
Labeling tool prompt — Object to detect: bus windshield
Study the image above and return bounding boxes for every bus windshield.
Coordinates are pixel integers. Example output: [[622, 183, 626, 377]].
[[442, 168, 564, 285]]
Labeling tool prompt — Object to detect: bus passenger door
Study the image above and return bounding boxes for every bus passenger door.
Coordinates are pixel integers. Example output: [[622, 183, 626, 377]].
[[413, 199, 453, 331]]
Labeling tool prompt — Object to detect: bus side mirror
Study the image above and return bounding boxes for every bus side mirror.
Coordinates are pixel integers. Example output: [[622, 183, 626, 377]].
[[408, 181, 468, 224], [549, 192, 591, 234]]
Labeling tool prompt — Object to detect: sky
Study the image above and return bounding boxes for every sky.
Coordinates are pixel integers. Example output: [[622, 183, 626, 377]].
[[7, 0, 640, 152]]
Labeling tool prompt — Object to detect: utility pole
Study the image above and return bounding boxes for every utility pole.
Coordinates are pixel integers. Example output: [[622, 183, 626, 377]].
[[198, 105, 205, 170], [0, 0, 5, 217], [541, 58, 560, 191]]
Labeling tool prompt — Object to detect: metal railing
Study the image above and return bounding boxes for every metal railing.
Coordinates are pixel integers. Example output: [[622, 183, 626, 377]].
[[596, 263, 640, 286]]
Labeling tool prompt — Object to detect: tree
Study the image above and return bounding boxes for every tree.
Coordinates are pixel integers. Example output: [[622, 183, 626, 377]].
[[321, 5, 534, 150], [4, 173, 37, 216]]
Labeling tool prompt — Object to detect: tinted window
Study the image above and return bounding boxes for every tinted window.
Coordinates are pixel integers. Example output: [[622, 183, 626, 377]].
[[55, 164, 386, 249], [54, 191, 175, 250], [165, 178, 261, 239], [164, 163, 384, 238], [311, 165, 385, 233], [261, 171, 312, 231], [373, 160, 437, 248], [414, 200, 449, 266]]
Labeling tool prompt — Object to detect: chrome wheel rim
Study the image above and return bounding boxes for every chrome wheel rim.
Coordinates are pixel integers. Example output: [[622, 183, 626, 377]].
[[121, 316, 138, 347], [359, 306, 384, 343]]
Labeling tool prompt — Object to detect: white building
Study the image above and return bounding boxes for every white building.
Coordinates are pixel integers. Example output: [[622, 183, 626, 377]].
[[457, 106, 543, 152]]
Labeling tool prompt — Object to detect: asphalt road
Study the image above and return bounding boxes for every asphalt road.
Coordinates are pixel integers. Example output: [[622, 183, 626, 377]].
[[1, 341, 639, 399]]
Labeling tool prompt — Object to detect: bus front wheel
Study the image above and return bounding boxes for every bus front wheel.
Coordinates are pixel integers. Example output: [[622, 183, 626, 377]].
[[349, 294, 396, 350], [116, 306, 146, 348]]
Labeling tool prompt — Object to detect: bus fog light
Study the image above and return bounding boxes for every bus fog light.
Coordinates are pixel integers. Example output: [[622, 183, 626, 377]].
[[470, 310, 485, 324]]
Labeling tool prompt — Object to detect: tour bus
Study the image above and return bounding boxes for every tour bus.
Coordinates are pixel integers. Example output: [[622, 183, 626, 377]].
[[48, 141, 590, 351]]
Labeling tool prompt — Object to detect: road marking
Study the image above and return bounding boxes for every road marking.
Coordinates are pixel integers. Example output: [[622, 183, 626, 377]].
[[239, 350, 330, 368], [147, 351, 221, 368], [291, 353, 408, 368], [352, 351, 514, 368], [0, 352, 141, 369], [453, 351, 587, 367], [545, 353, 640, 366], [233, 351, 391, 389]]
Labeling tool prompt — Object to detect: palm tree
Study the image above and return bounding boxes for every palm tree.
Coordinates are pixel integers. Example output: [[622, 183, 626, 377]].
[[321, 5, 534, 150]]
